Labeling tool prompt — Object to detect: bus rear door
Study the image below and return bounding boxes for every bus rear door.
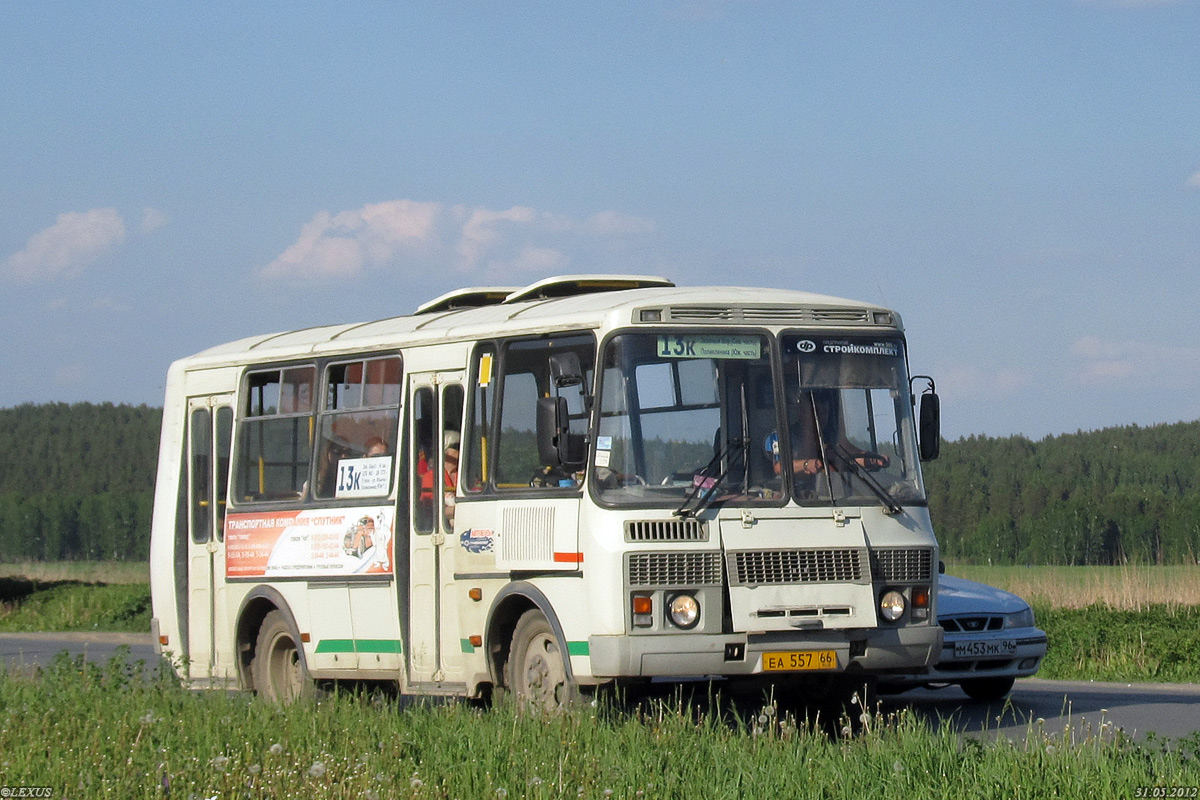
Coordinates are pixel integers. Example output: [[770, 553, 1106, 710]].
[[184, 395, 233, 682]]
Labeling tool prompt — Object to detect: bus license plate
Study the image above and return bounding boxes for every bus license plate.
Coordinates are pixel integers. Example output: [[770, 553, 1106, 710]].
[[952, 639, 1016, 659], [761, 650, 838, 672]]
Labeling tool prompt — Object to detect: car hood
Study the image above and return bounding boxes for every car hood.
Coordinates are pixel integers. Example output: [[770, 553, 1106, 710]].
[[936, 574, 1030, 616]]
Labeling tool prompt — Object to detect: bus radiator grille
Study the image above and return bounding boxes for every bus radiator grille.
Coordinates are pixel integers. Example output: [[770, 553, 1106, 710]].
[[729, 548, 869, 587], [626, 552, 724, 588], [869, 548, 934, 582]]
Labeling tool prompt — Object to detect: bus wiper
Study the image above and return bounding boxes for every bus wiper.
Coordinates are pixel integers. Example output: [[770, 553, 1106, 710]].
[[674, 439, 745, 519], [829, 442, 902, 515]]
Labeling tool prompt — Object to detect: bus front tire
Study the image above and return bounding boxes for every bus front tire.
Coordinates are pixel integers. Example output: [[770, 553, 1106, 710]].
[[252, 610, 315, 703], [506, 610, 577, 711]]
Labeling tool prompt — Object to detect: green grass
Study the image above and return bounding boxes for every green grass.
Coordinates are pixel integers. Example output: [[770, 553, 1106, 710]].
[[1035, 605, 1200, 684], [0, 578, 150, 632], [1, 653, 1198, 799]]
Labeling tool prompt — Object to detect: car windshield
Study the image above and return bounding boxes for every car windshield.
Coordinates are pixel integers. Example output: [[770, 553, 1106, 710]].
[[778, 334, 925, 507], [593, 333, 781, 507]]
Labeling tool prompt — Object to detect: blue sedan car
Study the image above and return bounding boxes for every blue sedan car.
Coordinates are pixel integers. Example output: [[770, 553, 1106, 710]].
[[880, 574, 1048, 701]]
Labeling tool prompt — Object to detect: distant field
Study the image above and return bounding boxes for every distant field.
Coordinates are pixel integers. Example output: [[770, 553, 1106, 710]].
[[945, 563, 1200, 610], [0, 560, 148, 585]]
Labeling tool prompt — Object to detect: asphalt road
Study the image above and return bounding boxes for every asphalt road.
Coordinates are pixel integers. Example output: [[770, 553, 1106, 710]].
[[3, 633, 1199, 742]]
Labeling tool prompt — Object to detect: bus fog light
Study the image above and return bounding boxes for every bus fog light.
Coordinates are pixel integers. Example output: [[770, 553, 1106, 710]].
[[879, 590, 906, 622], [668, 594, 700, 629]]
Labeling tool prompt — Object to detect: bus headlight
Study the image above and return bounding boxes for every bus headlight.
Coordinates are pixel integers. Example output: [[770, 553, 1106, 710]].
[[879, 590, 906, 622], [667, 594, 700, 629]]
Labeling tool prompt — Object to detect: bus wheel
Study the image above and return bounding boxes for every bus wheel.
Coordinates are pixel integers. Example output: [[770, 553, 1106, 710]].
[[506, 610, 576, 711], [252, 610, 314, 703]]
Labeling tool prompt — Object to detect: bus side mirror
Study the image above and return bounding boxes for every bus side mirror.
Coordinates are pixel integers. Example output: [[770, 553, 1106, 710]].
[[537, 396, 586, 468], [918, 389, 940, 462]]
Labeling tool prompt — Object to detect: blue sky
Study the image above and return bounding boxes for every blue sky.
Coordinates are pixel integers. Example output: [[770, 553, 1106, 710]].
[[2, 1, 1198, 440]]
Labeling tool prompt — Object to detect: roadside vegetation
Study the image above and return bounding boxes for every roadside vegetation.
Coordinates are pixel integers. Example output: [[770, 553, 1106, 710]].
[[0, 570, 150, 633], [1, 652, 1197, 799]]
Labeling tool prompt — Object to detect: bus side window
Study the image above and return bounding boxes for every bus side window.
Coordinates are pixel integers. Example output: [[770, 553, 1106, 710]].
[[464, 345, 496, 494], [412, 387, 436, 533], [235, 366, 316, 501], [441, 384, 464, 527], [189, 408, 212, 543], [493, 335, 595, 490], [316, 356, 402, 500], [215, 406, 232, 538]]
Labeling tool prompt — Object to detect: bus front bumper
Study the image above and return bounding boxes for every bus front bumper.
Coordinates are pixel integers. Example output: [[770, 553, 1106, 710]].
[[587, 625, 942, 680]]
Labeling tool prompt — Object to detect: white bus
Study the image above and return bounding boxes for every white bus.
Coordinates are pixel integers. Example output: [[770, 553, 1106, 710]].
[[149, 275, 944, 708]]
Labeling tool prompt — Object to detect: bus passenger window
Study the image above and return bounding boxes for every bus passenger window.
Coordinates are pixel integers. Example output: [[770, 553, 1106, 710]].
[[315, 356, 401, 500], [442, 385, 464, 527], [236, 366, 316, 501], [412, 387, 436, 533], [189, 408, 212, 543]]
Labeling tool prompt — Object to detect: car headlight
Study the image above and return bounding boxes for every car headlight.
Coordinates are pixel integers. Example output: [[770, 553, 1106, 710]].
[[879, 590, 906, 622], [668, 593, 700, 629], [1005, 606, 1035, 629]]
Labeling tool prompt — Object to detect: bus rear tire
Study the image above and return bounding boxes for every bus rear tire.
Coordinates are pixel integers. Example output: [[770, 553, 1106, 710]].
[[506, 610, 577, 711], [252, 610, 315, 703]]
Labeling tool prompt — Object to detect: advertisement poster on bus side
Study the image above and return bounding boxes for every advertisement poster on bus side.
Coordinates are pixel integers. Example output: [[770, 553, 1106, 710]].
[[225, 506, 394, 578]]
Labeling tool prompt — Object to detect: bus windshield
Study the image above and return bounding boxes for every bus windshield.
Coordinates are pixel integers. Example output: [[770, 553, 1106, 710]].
[[593, 331, 926, 509], [779, 334, 925, 507], [594, 332, 780, 506]]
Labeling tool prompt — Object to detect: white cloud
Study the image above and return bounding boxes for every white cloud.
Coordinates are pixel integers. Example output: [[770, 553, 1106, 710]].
[[1071, 336, 1200, 386], [4, 208, 126, 282], [140, 207, 169, 234], [1187, 170, 1200, 189], [936, 364, 1030, 403], [260, 199, 657, 283]]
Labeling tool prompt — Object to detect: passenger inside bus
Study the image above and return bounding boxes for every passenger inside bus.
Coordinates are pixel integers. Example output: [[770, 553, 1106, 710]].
[[767, 389, 890, 498], [443, 430, 459, 523]]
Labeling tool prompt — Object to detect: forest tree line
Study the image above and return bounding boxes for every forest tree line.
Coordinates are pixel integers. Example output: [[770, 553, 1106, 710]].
[[0, 403, 159, 561], [1, 402, 1199, 564]]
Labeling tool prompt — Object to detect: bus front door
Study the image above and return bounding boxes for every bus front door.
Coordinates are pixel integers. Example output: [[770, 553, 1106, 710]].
[[407, 376, 465, 688], [184, 395, 233, 683]]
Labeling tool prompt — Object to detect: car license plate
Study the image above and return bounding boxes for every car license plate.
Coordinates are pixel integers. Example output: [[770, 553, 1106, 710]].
[[952, 639, 1016, 659], [761, 650, 838, 672]]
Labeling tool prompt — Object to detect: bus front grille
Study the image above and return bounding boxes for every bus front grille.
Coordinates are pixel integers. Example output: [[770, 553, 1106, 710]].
[[626, 552, 724, 588], [729, 548, 869, 587], [869, 548, 933, 582], [624, 519, 708, 542]]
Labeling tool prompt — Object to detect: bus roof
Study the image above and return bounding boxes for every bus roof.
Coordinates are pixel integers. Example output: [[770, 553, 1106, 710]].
[[178, 275, 900, 369]]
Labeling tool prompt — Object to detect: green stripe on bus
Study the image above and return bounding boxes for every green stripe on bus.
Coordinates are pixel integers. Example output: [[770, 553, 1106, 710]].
[[461, 639, 475, 654], [355, 639, 403, 654], [315, 639, 403, 654]]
